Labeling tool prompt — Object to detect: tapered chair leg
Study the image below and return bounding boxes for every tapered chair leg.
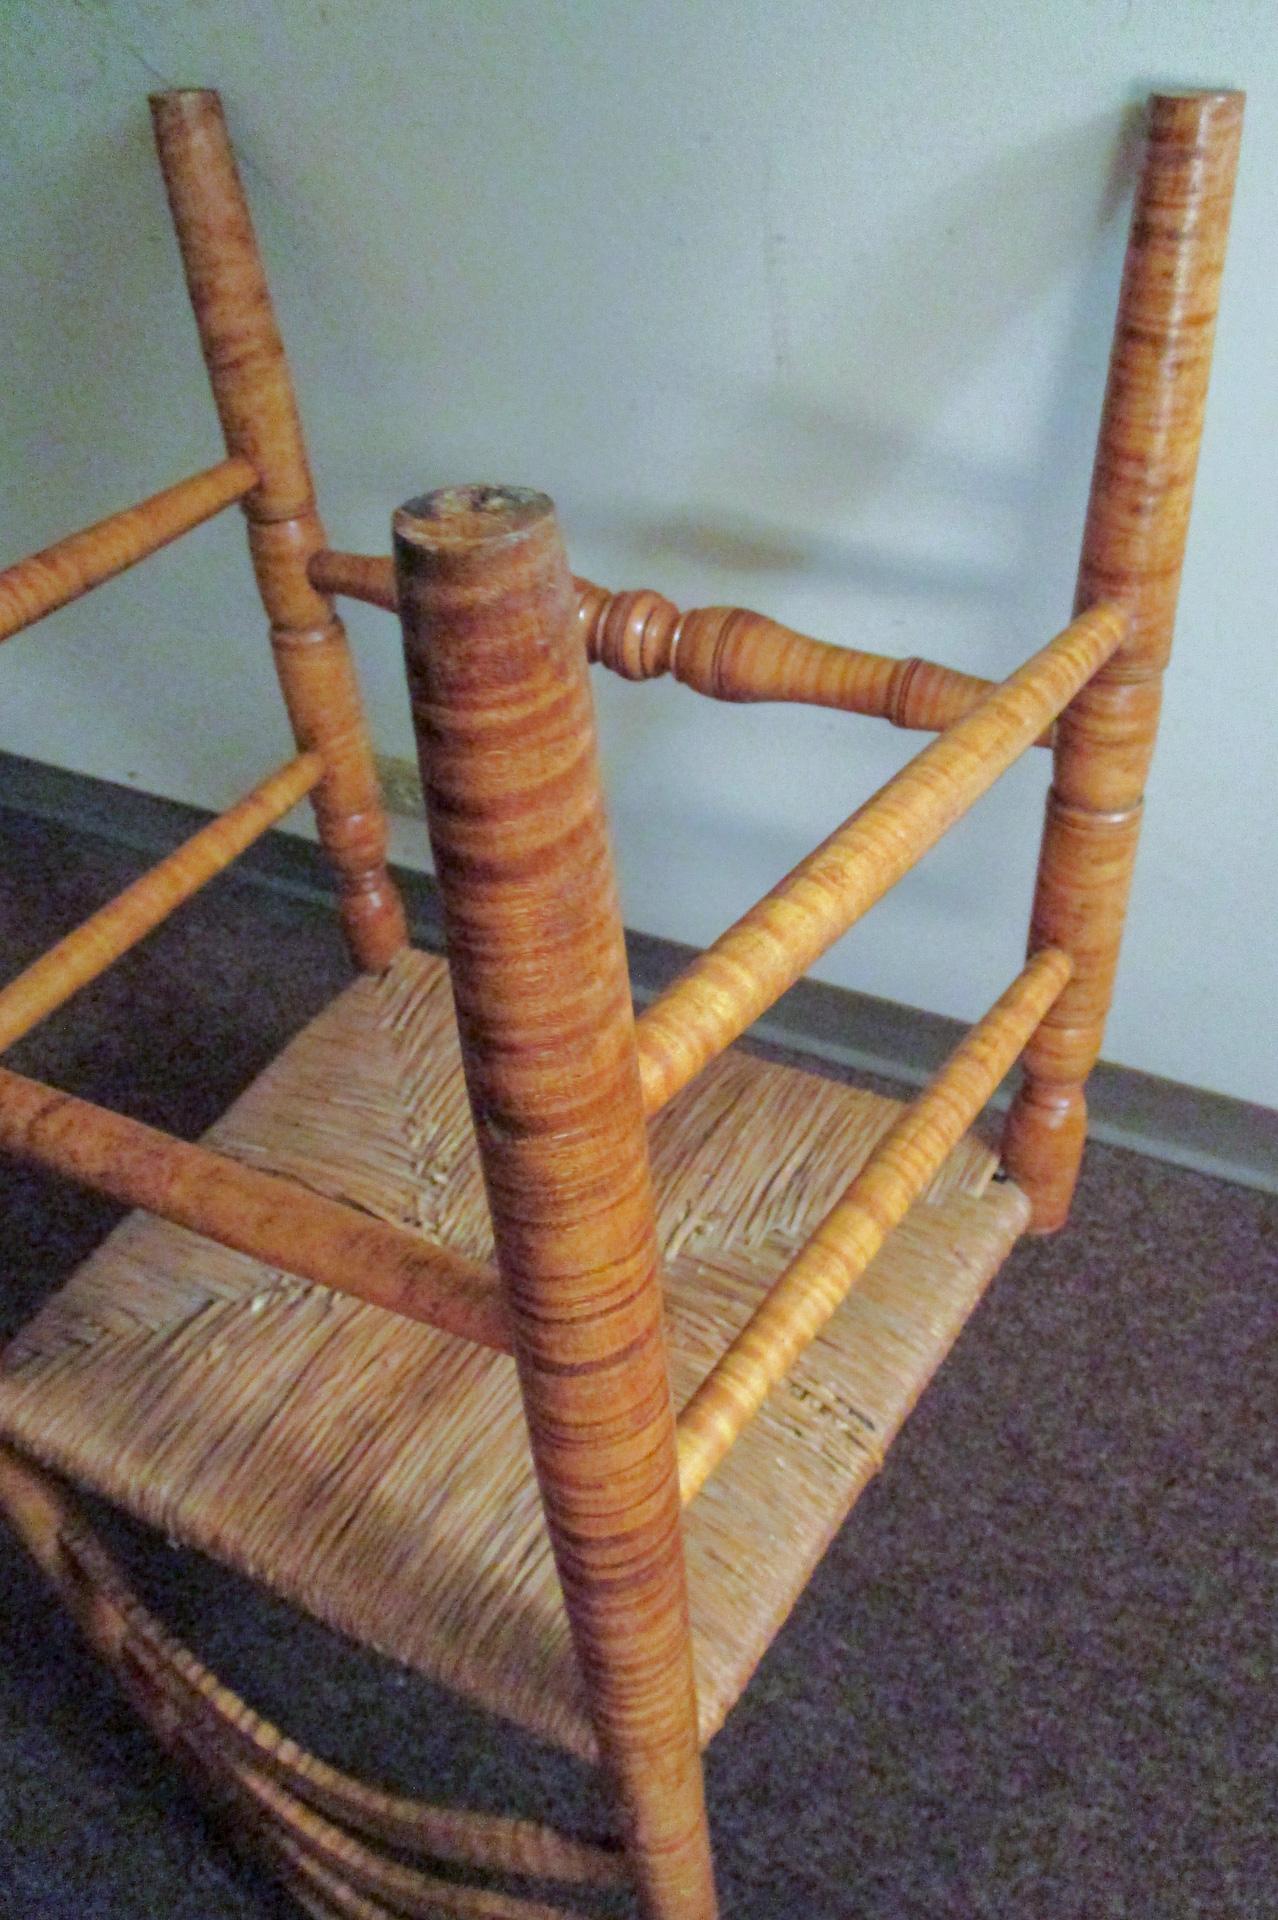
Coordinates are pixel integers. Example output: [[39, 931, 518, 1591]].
[[393, 485, 718, 1920], [1003, 90, 1243, 1230], [150, 89, 407, 972]]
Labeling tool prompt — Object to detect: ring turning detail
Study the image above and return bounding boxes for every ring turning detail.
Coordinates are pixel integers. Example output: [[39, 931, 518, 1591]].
[[0, 85, 1242, 1920]]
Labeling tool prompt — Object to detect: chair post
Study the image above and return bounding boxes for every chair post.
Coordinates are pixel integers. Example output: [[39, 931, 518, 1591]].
[[392, 486, 717, 1920], [1002, 90, 1242, 1231], [149, 90, 407, 971]]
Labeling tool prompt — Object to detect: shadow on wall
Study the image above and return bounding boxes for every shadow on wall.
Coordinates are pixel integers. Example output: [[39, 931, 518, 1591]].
[[577, 103, 1144, 671], [5, 88, 1146, 811]]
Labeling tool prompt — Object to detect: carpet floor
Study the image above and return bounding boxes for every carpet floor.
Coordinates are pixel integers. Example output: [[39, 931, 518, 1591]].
[[0, 804, 1273, 1919]]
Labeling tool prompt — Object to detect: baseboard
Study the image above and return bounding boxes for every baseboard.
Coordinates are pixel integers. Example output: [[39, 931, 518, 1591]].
[[3, 749, 1274, 1197]]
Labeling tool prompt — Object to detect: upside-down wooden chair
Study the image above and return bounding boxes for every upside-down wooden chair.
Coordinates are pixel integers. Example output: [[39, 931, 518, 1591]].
[[0, 86, 1242, 1919]]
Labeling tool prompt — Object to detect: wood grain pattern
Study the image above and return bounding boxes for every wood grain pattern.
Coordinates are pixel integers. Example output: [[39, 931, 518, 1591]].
[[576, 578, 1055, 743], [0, 752, 322, 1052], [150, 90, 406, 972], [393, 487, 717, 1920], [0, 456, 256, 646], [307, 548, 1054, 745], [175, 1739, 578, 1920], [675, 947, 1070, 1502], [0, 1063, 508, 1348], [1002, 90, 1243, 1230], [635, 601, 1124, 1115], [0, 947, 1024, 1763], [0, 79, 1240, 1920], [129, 1632, 624, 1887]]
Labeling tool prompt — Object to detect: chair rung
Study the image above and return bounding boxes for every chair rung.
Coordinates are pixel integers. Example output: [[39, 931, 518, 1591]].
[[308, 548, 1115, 1121], [190, 1745, 582, 1920], [143, 1633, 625, 1886], [575, 577, 1055, 745], [0, 752, 323, 1052], [0, 456, 257, 645], [674, 946, 1072, 1502], [0, 1447, 604, 1917], [634, 603, 1124, 1115], [308, 548, 399, 611], [307, 548, 1056, 749], [0, 1067, 510, 1350]]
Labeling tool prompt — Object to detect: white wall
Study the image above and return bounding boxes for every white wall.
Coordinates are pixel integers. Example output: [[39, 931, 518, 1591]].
[[2, 0, 1274, 1106]]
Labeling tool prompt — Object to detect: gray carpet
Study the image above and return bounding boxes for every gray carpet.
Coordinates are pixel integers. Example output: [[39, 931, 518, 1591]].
[[0, 804, 1273, 1919]]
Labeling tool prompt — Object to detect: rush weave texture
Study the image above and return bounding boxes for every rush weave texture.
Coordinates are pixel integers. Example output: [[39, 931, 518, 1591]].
[[0, 949, 1026, 1757]]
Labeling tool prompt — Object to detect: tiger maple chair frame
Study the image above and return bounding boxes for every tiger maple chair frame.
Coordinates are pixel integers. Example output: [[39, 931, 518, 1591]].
[[0, 87, 1241, 1920]]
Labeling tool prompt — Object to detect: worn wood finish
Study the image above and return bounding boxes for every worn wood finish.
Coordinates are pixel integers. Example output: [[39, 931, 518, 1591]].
[[0, 456, 257, 646], [308, 548, 1054, 745], [150, 90, 406, 972], [0, 752, 322, 1052], [1002, 90, 1243, 1230], [393, 487, 717, 1920], [309, 548, 401, 612], [636, 602, 1124, 1115], [0, 1064, 507, 1347], [675, 948, 1071, 1502]]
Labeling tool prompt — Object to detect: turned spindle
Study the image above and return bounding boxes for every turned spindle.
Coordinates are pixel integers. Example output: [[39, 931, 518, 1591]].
[[635, 602, 1123, 1115], [150, 90, 407, 971], [574, 577, 1052, 739], [393, 485, 717, 1920], [1002, 90, 1243, 1230]]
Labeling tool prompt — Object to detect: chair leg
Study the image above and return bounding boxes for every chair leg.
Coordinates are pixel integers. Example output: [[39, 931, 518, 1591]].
[[1003, 90, 1243, 1231], [393, 486, 718, 1920], [149, 90, 408, 973]]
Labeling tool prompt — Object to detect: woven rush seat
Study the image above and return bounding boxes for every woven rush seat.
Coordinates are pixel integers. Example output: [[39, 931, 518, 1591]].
[[0, 947, 1027, 1757], [0, 81, 1242, 1915]]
